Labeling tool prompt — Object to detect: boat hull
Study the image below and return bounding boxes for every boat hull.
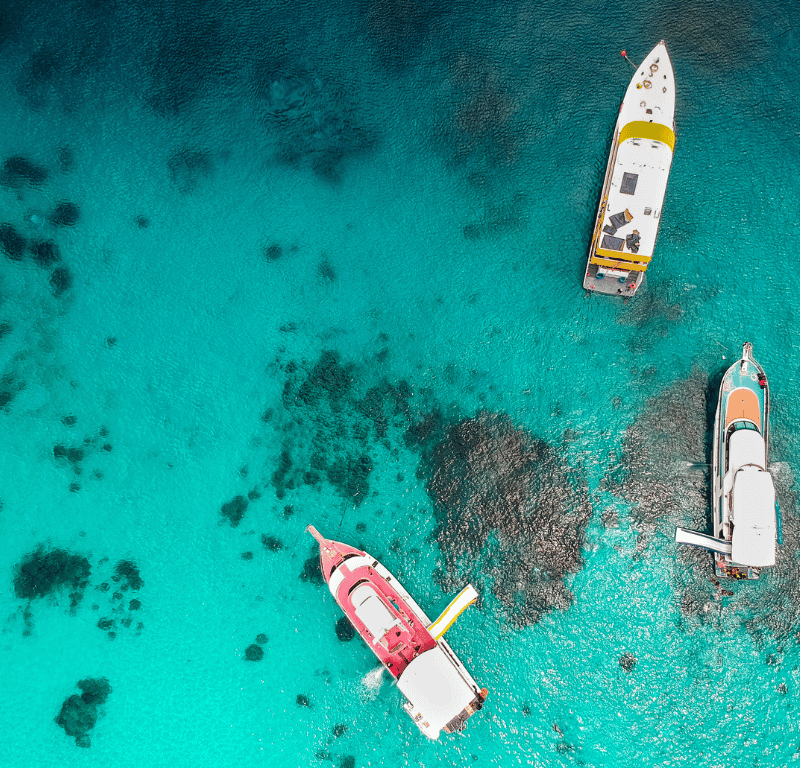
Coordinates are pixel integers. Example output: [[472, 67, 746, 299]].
[[711, 343, 772, 579], [307, 527, 486, 738], [584, 41, 676, 296]]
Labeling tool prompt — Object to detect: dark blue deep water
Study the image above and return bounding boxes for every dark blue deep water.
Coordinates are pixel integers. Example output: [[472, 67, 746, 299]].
[[1, 0, 799, 765]]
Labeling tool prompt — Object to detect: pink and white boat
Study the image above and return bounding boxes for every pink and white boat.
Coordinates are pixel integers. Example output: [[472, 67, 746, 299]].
[[307, 525, 488, 739]]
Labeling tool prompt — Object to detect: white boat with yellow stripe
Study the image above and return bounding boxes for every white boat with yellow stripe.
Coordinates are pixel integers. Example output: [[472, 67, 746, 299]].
[[584, 41, 676, 296], [675, 343, 782, 579]]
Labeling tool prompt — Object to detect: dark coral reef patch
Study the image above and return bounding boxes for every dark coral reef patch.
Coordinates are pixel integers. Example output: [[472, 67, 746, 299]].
[[603, 367, 709, 536], [1, 155, 48, 187], [146, 19, 225, 116], [409, 411, 592, 628], [50, 266, 73, 297], [13, 545, 91, 609], [0, 223, 26, 260], [245, 643, 264, 661], [262, 241, 282, 261], [54, 678, 111, 748], [50, 201, 80, 227], [273, 349, 412, 505], [253, 57, 377, 182], [361, 0, 447, 69], [261, 534, 283, 552], [335, 616, 355, 642], [299, 555, 323, 586], [30, 239, 60, 267], [112, 560, 143, 591], [220, 495, 248, 527]]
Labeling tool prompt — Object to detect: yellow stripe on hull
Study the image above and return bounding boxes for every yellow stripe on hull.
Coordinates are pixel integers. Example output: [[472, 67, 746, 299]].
[[590, 256, 649, 272], [619, 121, 676, 151], [594, 248, 652, 264]]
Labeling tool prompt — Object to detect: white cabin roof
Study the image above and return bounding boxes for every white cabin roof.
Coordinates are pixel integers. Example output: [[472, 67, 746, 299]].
[[397, 645, 476, 739], [350, 584, 400, 642], [728, 429, 767, 472], [602, 140, 673, 259], [730, 466, 776, 567]]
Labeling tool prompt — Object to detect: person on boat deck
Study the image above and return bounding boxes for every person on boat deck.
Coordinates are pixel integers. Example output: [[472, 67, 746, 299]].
[[625, 230, 640, 253]]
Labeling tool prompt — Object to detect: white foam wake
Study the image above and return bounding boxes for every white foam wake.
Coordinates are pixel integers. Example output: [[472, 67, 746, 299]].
[[361, 666, 385, 694]]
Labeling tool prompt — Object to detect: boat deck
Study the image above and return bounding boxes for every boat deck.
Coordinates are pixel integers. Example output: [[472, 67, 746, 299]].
[[584, 262, 643, 295]]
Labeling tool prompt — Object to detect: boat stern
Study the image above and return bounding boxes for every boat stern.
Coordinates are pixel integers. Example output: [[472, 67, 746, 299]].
[[397, 644, 487, 739]]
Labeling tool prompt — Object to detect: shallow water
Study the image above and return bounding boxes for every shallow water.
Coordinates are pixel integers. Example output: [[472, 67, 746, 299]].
[[1, 0, 799, 766]]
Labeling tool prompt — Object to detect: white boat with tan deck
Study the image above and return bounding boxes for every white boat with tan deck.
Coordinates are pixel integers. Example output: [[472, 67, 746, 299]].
[[584, 41, 676, 296], [675, 343, 782, 579]]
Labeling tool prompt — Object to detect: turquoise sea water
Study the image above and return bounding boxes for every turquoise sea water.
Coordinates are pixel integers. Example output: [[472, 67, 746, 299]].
[[1, 1, 799, 766]]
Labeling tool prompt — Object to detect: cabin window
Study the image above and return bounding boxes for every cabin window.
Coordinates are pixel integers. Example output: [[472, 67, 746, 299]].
[[730, 421, 758, 433], [620, 172, 638, 195]]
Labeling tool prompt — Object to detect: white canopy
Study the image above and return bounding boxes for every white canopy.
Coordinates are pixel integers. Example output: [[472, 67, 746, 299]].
[[397, 646, 476, 739], [350, 584, 400, 643], [728, 429, 766, 472], [730, 466, 776, 567]]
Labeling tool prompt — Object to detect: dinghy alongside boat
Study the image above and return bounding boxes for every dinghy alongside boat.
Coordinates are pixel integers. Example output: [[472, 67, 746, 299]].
[[675, 343, 781, 579], [307, 525, 487, 739], [584, 40, 676, 296]]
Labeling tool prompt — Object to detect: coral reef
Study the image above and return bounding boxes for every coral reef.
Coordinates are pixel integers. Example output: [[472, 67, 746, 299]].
[[604, 367, 709, 533], [245, 644, 264, 661], [261, 534, 283, 551], [273, 350, 412, 505], [13, 545, 91, 608], [262, 242, 282, 261], [335, 616, 355, 642], [0, 223, 26, 260], [362, 0, 446, 69], [50, 201, 80, 227], [299, 555, 323, 586], [54, 678, 111, 748], [409, 411, 592, 627], [1, 155, 48, 186], [146, 20, 225, 115], [253, 57, 377, 182], [49, 266, 73, 297], [29, 238, 61, 267], [220, 495, 248, 527], [112, 560, 143, 591]]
